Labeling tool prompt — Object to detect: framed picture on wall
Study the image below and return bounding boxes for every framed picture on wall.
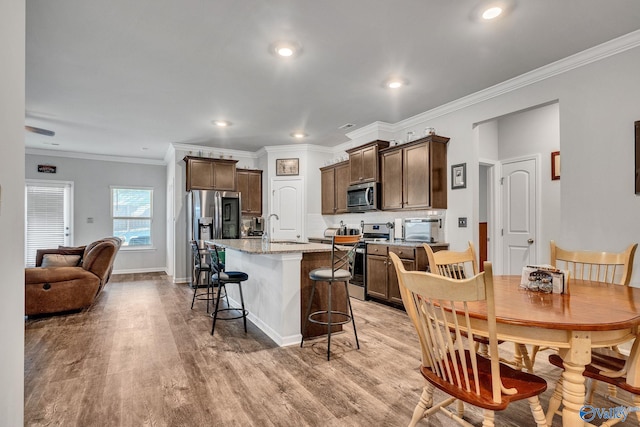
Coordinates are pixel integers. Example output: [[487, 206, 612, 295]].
[[276, 158, 299, 176], [551, 151, 560, 180], [635, 121, 640, 194], [451, 163, 466, 189]]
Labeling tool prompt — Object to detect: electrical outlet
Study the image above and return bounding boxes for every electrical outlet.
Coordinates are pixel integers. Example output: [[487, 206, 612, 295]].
[[458, 217, 467, 227]]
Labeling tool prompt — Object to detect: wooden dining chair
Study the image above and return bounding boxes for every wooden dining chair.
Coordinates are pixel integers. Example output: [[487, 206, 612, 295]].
[[389, 253, 548, 427], [541, 241, 638, 425], [530, 241, 638, 367], [423, 243, 533, 372]]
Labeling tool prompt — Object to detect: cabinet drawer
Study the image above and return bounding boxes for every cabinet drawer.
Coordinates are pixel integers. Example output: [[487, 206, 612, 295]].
[[366, 244, 387, 255], [389, 246, 415, 260]]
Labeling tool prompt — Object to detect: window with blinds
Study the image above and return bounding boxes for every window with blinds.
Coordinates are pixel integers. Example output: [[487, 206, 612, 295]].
[[111, 187, 153, 247], [25, 181, 73, 266]]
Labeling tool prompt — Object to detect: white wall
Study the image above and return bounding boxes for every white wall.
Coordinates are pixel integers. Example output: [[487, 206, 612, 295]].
[[387, 43, 640, 282], [25, 153, 167, 273], [0, 0, 25, 424], [496, 102, 561, 265]]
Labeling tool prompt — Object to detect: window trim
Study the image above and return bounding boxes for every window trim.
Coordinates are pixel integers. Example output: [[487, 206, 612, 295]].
[[110, 185, 154, 250]]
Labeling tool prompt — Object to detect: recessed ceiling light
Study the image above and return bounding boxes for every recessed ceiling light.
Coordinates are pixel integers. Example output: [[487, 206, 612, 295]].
[[270, 41, 302, 58], [212, 120, 231, 127], [384, 78, 407, 89], [482, 6, 503, 19], [291, 132, 307, 139]]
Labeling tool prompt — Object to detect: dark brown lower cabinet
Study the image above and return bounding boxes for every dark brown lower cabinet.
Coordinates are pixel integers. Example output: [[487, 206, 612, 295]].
[[366, 244, 443, 305]]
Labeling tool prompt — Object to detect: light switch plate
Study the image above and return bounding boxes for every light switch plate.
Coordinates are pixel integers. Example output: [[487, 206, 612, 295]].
[[458, 217, 467, 227]]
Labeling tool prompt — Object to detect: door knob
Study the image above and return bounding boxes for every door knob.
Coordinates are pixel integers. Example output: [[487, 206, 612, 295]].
[[527, 238, 534, 244]]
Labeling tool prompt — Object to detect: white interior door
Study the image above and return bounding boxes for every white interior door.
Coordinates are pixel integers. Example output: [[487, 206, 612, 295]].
[[502, 158, 537, 274], [270, 178, 303, 241], [25, 179, 73, 266]]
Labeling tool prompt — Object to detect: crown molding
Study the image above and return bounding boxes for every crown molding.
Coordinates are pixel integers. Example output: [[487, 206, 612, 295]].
[[171, 142, 259, 159], [262, 144, 333, 154], [397, 29, 640, 129], [25, 148, 167, 165], [345, 121, 394, 140]]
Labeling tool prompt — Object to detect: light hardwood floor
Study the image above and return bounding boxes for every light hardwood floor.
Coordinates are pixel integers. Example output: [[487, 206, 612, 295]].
[[24, 273, 633, 426]]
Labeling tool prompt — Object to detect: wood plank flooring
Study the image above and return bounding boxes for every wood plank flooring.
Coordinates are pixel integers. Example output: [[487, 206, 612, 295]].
[[24, 273, 635, 426]]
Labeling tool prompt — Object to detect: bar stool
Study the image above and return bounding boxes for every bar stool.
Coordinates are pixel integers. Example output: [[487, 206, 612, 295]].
[[190, 241, 214, 312], [209, 245, 249, 335], [301, 235, 361, 360]]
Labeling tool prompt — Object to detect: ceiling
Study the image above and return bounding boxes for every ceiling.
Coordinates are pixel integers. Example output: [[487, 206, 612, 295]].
[[25, 0, 640, 161]]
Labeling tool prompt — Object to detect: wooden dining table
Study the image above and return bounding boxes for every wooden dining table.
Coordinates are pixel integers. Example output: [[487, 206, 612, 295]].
[[462, 275, 640, 427]]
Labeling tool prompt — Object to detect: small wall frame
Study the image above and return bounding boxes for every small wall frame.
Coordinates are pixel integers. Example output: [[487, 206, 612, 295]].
[[635, 121, 640, 194], [276, 158, 299, 176], [451, 163, 466, 189], [551, 151, 560, 181]]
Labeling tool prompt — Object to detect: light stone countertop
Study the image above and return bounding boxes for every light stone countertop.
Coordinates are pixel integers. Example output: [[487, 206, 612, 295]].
[[205, 238, 332, 255]]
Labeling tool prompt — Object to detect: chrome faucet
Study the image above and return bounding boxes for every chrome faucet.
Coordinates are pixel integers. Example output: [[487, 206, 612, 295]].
[[267, 214, 279, 242]]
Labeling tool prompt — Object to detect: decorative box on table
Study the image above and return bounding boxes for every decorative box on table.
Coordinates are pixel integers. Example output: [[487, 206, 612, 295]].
[[520, 265, 568, 294]]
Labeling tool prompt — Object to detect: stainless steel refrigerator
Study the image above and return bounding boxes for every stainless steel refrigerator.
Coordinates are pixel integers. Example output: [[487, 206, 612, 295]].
[[187, 190, 242, 242]]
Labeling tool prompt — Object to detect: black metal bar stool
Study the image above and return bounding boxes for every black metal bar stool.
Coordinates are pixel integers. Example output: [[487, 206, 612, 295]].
[[190, 241, 214, 312], [301, 235, 361, 360], [209, 245, 249, 335]]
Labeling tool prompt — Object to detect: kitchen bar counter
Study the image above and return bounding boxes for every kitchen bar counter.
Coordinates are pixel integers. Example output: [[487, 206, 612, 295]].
[[207, 238, 332, 254], [204, 238, 345, 346]]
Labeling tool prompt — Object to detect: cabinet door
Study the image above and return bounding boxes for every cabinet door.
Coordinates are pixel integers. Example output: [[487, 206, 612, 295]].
[[403, 142, 430, 209], [237, 171, 249, 213], [238, 170, 262, 215], [321, 168, 336, 214], [212, 161, 236, 191], [361, 145, 378, 182], [388, 257, 415, 305], [247, 171, 262, 216], [381, 149, 403, 210], [366, 255, 388, 300], [334, 162, 350, 213], [429, 140, 448, 209], [349, 150, 363, 184], [188, 159, 214, 190]]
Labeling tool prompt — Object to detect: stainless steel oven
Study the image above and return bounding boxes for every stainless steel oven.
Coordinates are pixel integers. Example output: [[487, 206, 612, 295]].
[[348, 244, 367, 300]]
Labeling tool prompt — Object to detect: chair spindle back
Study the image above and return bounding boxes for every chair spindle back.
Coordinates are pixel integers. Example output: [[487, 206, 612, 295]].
[[550, 241, 637, 285], [390, 252, 504, 404]]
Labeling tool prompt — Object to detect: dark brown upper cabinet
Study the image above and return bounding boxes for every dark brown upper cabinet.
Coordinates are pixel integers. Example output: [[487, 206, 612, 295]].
[[346, 140, 389, 184], [380, 135, 449, 210], [184, 156, 237, 192]]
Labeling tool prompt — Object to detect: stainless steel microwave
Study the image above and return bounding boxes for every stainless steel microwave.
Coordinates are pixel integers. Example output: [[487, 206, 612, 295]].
[[347, 182, 379, 212]]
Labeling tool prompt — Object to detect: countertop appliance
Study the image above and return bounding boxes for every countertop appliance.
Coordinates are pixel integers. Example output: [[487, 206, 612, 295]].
[[404, 217, 443, 243], [347, 182, 379, 212], [250, 216, 264, 236]]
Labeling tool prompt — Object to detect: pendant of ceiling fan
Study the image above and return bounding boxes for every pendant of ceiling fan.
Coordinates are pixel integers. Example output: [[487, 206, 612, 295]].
[[25, 126, 55, 137]]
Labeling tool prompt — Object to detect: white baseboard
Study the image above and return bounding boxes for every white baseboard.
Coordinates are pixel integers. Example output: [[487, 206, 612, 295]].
[[173, 276, 191, 284], [223, 296, 301, 347], [112, 267, 167, 275]]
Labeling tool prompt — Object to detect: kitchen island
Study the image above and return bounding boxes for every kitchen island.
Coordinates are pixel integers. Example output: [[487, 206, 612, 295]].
[[204, 238, 348, 346]]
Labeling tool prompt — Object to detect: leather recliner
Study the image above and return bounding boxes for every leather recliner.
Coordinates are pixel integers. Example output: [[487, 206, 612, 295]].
[[25, 237, 122, 316]]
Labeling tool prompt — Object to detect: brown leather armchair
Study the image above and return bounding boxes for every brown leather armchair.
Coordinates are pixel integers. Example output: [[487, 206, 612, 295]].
[[25, 237, 122, 316]]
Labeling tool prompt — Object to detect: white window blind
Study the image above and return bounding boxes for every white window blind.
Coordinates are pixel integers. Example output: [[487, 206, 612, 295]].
[[25, 181, 72, 266], [111, 187, 153, 247]]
